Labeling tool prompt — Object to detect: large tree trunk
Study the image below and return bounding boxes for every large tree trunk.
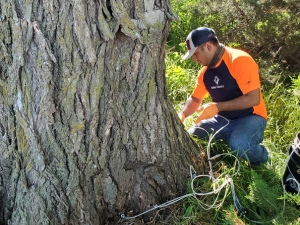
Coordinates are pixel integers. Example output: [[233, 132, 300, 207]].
[[0, 0, 201, 224]]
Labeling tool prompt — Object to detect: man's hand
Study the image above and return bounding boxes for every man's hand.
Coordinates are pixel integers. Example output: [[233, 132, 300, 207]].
[[178, 112, 186, 122], [195, 103, 218, 124]]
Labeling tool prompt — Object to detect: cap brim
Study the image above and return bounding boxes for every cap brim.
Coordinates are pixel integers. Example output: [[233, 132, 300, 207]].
[[182, 47, 197, 60]]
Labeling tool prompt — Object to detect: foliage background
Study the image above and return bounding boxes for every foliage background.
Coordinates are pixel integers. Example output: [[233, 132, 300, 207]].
[[164, 0, 300, 224]]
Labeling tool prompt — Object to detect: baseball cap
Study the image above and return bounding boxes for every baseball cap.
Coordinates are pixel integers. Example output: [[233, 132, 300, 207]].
[[182, 27, 216, 60]]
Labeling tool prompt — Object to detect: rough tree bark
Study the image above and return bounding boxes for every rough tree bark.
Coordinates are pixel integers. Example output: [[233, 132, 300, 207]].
[[0, 0, 202, 224]]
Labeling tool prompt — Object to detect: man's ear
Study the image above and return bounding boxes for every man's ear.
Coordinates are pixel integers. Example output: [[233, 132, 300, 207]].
[[206, 42, 212, 51]]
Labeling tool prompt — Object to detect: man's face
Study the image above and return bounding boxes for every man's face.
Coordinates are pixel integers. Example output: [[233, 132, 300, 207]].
[[191, 43, 213, 66]]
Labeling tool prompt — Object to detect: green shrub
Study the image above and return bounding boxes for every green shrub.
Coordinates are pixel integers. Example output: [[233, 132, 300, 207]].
[[168, 0, 300, 74], [166, 51, 199, 104]]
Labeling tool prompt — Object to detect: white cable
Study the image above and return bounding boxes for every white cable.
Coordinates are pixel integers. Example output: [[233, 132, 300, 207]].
[[205, 116, 230, 180], [122, 115, 233, 220], [121, 116, 299, 223]]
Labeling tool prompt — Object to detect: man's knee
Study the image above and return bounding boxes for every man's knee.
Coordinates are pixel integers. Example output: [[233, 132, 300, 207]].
[[230, 138, 250, 159], [230, 130, 255, 153], [230, 140, 268, 163]]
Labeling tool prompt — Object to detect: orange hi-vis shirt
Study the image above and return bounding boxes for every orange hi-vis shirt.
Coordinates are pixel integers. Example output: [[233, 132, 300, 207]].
[[191, 46, 267, 120]]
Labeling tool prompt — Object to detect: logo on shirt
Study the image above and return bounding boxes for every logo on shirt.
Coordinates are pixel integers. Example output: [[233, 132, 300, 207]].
[[214, 76, 220, 85], [211, 76, 225, 90]]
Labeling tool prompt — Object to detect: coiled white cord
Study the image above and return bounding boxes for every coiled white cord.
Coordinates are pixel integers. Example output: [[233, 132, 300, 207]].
[[121, 116, 299, 223], [121, 116, 238, 219], [121, 164, 237, 220]]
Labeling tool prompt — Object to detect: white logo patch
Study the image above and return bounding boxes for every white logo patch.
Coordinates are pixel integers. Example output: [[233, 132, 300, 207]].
[[214, 76, 220, 85], [211, 76, 224, 90]]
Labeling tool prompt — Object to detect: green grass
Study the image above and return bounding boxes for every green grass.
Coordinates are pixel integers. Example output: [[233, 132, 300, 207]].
[[165, 50, 300, 224]]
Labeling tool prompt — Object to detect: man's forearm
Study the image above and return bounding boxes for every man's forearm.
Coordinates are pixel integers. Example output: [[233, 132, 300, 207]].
[[180, 96, 203, 117], [216, 88, 261, 111]]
